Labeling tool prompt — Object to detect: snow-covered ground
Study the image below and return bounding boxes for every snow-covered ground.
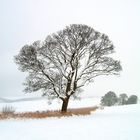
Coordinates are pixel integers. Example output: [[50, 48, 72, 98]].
[[0, 98, 140, 140]]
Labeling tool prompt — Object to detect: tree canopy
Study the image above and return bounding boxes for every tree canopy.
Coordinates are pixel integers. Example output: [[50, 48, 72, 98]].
[[15, 24, 122, 112]]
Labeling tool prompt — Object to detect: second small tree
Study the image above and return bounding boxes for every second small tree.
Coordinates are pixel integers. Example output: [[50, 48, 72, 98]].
[[118, 93, 128, 105], [101, 91, 118, 106]]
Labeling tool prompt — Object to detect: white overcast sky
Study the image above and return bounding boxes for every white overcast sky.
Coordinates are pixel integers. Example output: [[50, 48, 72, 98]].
[[0, 0, 140, 98]]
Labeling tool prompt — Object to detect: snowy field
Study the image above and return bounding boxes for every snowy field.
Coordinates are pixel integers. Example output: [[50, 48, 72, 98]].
[[0, 98, 140, 140]]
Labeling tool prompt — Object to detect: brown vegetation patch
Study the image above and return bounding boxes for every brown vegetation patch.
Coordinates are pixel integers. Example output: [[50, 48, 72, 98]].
[[0, 106, 98, 120]]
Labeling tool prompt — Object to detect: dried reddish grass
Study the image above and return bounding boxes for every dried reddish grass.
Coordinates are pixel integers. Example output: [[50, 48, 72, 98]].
[[0, 106, 98, 120]]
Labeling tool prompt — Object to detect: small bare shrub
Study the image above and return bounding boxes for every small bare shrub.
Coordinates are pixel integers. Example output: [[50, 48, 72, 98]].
[[2, 106, 16, 115]]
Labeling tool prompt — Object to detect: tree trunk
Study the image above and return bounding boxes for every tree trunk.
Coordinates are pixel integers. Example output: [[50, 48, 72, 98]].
[[61, 98, 69, 113]]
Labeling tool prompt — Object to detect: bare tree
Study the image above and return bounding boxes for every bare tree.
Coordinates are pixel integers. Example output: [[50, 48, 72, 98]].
[[15, 24, 122, 112]]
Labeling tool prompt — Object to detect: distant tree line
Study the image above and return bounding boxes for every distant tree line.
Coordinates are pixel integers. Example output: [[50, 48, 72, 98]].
[[101, 91, 138, 106]]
